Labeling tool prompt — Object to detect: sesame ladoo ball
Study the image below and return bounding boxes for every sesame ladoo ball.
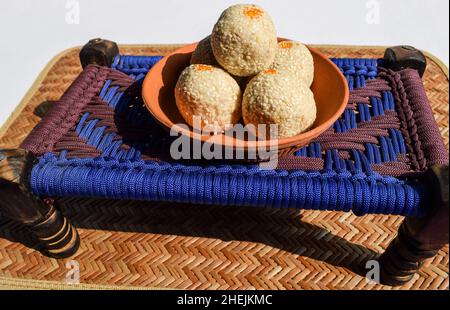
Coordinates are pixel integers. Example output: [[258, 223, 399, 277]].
[[242, 69, 317, 139], [271, 41, 315, 87], [191, 36, 244, 86], [190, 36, 219, 67], [211, 4, 278, 77], [175, 64, 242, 130]]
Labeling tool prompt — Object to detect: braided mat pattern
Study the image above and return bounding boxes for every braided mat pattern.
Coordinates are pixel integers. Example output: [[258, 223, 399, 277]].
[[0, 45, 448, 290]]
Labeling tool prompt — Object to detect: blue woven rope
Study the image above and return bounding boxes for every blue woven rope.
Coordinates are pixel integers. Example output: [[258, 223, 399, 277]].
[[28, 55, 429, 217], [296, 59, 405, 167], [31, 153, 425, 216], [112, 55, 163, 76]]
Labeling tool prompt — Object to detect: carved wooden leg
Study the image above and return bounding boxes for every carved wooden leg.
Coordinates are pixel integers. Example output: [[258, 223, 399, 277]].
[[0, 149, 79, 258], [79, 38, 119, 68], [383, 45, 427, 77], [379, 165, 449, 286]]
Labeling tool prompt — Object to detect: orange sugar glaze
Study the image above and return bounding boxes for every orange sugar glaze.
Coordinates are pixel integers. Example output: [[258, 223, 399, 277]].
[[280, 41, 293, 49], [264, 69, 277, 75], [243, 6, 264, 19], [195, 64, 213, 71]]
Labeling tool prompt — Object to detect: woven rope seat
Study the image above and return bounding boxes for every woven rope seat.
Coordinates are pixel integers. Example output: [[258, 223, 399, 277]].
[[19, 56, 448, 216], [20, 54, 448, 218]]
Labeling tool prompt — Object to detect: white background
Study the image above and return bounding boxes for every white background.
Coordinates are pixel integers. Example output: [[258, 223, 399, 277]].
[[0, 0, 448, 127]]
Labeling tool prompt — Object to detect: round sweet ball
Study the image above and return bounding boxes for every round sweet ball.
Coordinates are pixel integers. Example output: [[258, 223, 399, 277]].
[[242, 69, 317, 139], [211, 4, 278, 77], [175, 64, 242, 130], [190, 36, 219, 67], [191, 36, 245, 86], [271, 41, 314, 87]]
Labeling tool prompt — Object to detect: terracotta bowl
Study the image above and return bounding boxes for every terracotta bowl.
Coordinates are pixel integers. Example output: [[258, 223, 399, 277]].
[[142, 41, 349, 159]]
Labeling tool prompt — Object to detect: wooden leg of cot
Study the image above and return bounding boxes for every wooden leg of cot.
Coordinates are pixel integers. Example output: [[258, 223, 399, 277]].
[[379, 165, 449, 286], [0, 149, 79, 258]]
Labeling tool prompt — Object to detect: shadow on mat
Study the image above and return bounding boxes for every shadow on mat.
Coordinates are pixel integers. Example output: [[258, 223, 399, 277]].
[[33, 101, 57, 118], [0, 197, 379, 278], [0, 217, 43, 253]]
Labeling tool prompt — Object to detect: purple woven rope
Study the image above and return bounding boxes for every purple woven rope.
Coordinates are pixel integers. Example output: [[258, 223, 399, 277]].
[[21, 65, 110, 155], [398, 69, 448, 166], [379, 68, 448, 170]]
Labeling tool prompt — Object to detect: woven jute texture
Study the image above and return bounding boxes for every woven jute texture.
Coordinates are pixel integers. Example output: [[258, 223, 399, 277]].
[[0, 45, 448, 290]]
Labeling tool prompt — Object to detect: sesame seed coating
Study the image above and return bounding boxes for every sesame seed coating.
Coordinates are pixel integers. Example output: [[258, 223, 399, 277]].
[[191, 36, 244, 86], [190, 36, 220, 67], [175, 64, 242, 130], [270, 41, 315, 87], [211, 4, 278, 77], [242, 70, 317, 138]]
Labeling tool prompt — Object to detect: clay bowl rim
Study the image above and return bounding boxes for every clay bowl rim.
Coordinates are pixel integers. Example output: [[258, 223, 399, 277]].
[[142, 40, 349, 151]]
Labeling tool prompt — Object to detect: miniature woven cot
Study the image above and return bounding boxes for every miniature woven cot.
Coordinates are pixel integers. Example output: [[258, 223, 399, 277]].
[[21, 55, 449, 217]]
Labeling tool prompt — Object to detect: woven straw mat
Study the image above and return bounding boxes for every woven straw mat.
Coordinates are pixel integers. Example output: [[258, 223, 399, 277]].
[[0, 45, 448, 290]]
